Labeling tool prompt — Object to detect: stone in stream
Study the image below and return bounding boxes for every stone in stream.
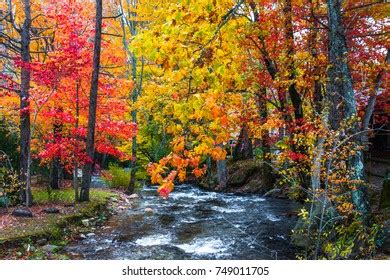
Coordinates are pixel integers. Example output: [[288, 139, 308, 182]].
[[12, 208, 33, 218], [43, 207, 60, 214], [144, 207, 154, 213], [129, 193, 139, 199]]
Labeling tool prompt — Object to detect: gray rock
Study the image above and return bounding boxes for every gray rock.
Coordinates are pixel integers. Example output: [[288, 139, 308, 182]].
[[129, 193, 139, 199], [79, 234, 87, 239], [41, 244, 60, 253], [12, 208, 33, 218], [43, 207, 60, 214], [144, 207, 154, 213], [86, 233, 95, 237], [81, 219, 90, 227], [36, 238, 47, 246]]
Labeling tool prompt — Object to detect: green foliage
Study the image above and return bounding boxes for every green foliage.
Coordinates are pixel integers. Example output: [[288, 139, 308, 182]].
[[322, 218, 380, 259], [101, 163, 131, 189], [0, 122, 19, 169], [295, 207, 380, 259], [0, 167, 22, 206]]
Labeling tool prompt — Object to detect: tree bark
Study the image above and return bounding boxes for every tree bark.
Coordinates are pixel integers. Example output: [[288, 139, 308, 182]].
[[255, 88, 273, 181], [80, 0, 103, 202], [361, 49, 389, 139], [119, 0, 142, 194], [233, 124, 253, 161], [50, 120, 62, 190], [283, 0, 303, 120], [19, 0, 32, 206], [327, 0, 370, 218]]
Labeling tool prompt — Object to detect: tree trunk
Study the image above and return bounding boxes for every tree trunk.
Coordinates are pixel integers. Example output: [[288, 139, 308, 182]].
[[19, 0, 32, 206], [233, 124, 253, 161], [80, 0, 103, 202], [50, 158, 60, 190], [50, 121, 62, 190], [255, 88, 273, 182], [118, 1, 142, 194], [283, 0, 303, 120], [327, 0, 370, 218]]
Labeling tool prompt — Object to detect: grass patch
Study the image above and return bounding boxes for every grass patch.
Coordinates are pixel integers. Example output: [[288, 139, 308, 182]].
[[0, 188, 116, 255], [32, 188, 113, 204]]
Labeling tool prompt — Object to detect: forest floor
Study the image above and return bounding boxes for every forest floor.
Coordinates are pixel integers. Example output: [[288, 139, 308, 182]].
[[0, 185, 131, 259]]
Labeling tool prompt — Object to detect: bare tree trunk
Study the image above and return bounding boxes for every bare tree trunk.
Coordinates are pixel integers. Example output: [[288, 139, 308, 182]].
[[50, 120, 62, 190], [216, 143, 228, 189], [283, 0, 303, 120], [233, 124, 253, 161], [327, 0, 370, 218], [80, 0, 103, 202], [361, 49, 389, 141], [19, 0, 32, 206], [255, 88, 273, 181], [118, 0, 143, 194], [73, 80, 80, 201]]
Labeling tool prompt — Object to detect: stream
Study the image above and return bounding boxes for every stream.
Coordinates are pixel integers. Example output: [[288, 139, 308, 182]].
[[65, 184, 301, 259]]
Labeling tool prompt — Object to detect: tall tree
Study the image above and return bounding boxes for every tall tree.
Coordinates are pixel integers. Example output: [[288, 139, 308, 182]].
[[326, 0, 370, 218], [19, 0, 32, 206], [118, 0, 143, 195], [80, 0, 103, 202]]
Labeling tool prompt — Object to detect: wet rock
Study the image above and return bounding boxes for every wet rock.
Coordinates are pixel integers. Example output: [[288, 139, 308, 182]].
[[144, 207, 154, 213], [129, 193, 139, 199], [79, 234, 87, 239], [43, 207, 60, 214], [263, 188, 288, 199], [26, 244, 36, 252], [42, 244, 60, 253], [200, 159, 274, 194], [87, 233, 95, 237], [81, 219, 90, 227], [110, 197, 119, 202], [12, 208, 33, 218]]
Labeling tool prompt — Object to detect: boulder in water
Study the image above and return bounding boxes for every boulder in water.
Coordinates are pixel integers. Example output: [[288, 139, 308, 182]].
[[200, 159, 274, 194], [144, 207, 154, 213], [129, 193, 139, 199]]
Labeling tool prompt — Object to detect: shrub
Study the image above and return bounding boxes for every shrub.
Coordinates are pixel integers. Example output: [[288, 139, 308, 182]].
[[0, 167, 22, 206], [101, 164, 130, 189]]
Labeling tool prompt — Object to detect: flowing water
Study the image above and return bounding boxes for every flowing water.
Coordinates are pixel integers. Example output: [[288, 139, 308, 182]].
[[65, 184, 301, 259]]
